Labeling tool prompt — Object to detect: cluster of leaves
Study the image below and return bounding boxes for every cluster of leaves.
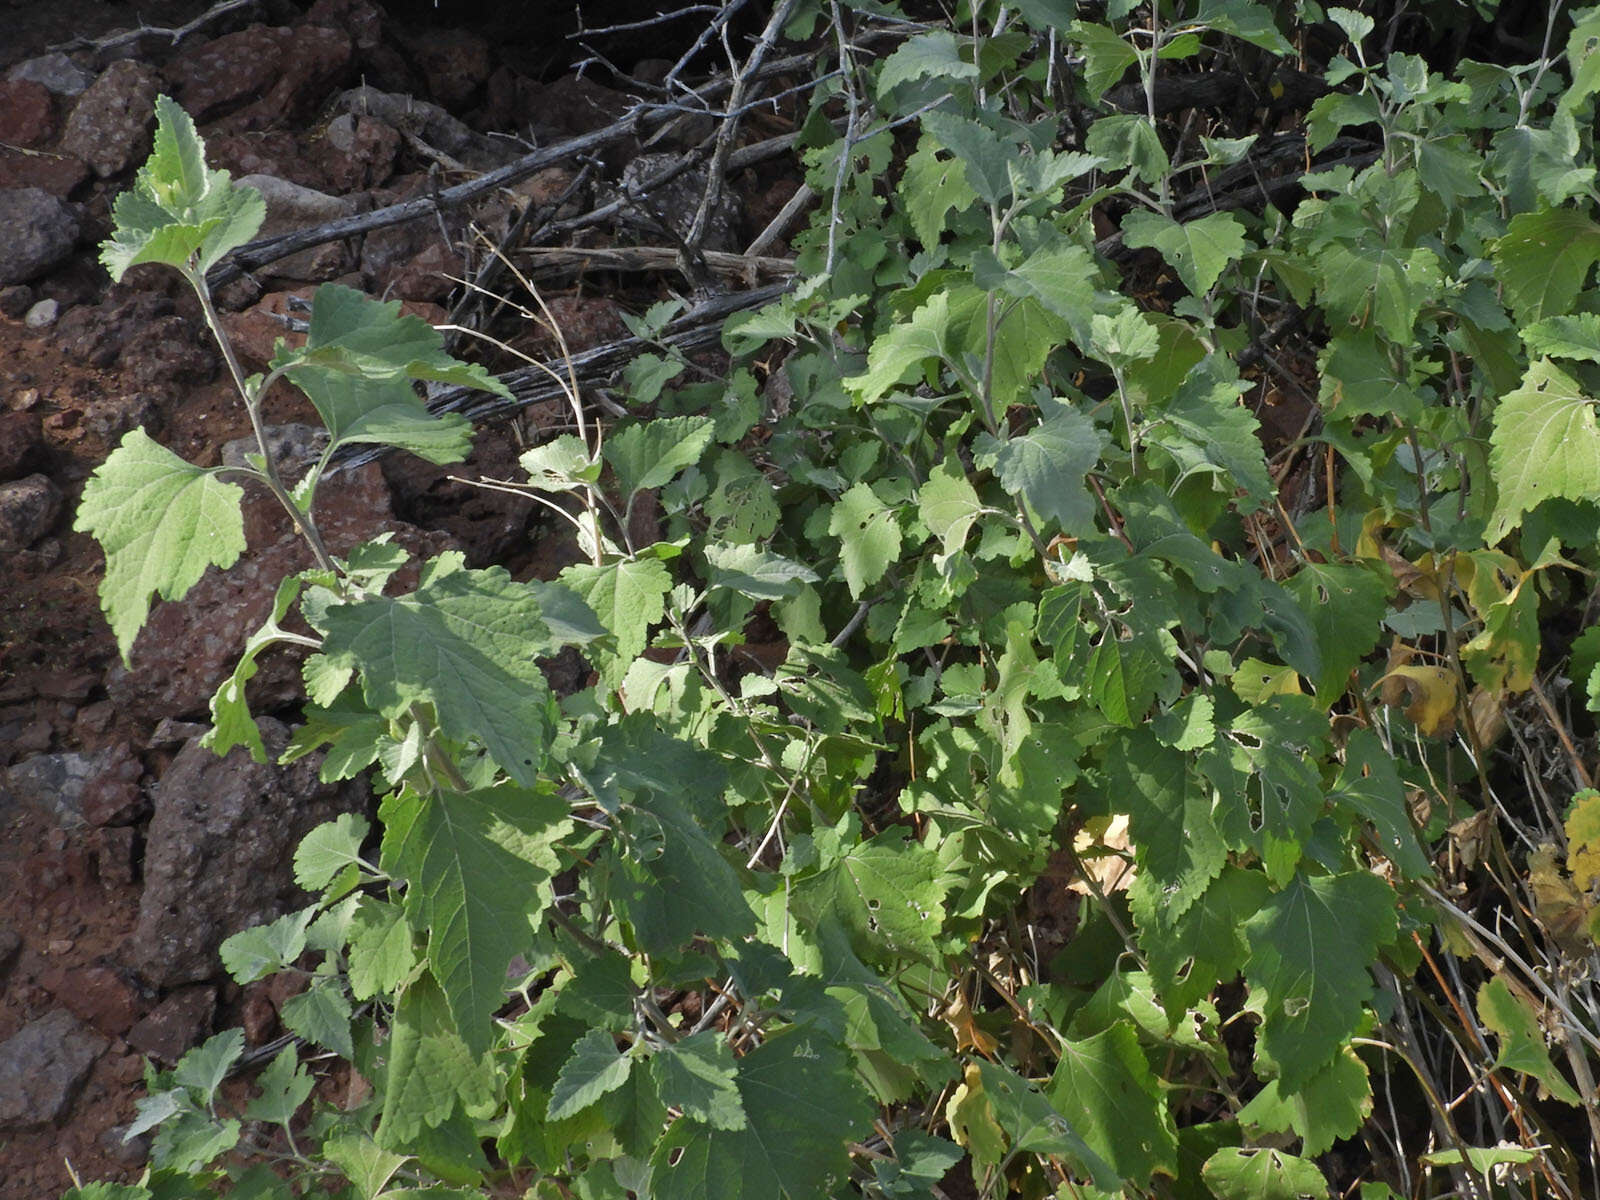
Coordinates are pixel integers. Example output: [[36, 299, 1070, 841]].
[[64, 2, 1600, 1198]]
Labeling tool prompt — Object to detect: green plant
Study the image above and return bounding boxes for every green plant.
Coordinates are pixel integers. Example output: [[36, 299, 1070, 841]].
[[65, 2, 1600, 1197]]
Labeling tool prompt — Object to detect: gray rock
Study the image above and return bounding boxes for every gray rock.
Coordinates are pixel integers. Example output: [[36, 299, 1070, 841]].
[[0, 1010, 107, 1129], [0, 284, 31, 317], [0, 189, 80, 285], [614, 152, 743, 252], [236, 173, 356, 281], [0, 926, 19, 978], [131, 718, 367, 987], [328, 85, 516, 171], [220, 422, 329, 479], [6, 53, 96, 97], [2, 746, 123, 827], [60, 60, 161, 178], [0, 472, 63, 552], [23, 298, 58, 328], [127, 985, 215, 1064]]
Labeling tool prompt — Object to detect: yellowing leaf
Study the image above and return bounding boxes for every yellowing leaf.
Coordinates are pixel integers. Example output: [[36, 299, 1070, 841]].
[[1477, 976, 1583, 1105], [1379, 664, 1458, 737], [1565, 789, 1600, 891]]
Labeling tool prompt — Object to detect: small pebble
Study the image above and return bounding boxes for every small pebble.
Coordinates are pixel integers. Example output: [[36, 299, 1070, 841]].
[[46, 938, 74, 955], [0, 284, 32, 317], [24, 299, 59, 328]]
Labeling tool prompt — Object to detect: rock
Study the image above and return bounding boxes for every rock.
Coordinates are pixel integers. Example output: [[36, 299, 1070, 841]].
[[7, 53, 96, 98], [0, 926, 20, 977], [328, 86, 515, 171], [313, 113, 399, 192], [23, 299, 59, 328], [386, 240, 465, 304], [130, 720, 367, 987], [127, 986, 215, 1063], [237, 173, 357, 281], [52, 291, 216, 392], [0, 473, 63, 552], [206, 130, 327, 192], [59, 60, 162, 179], [40, 964, 146, 1037], [220, 423, 328, 478], [91, 825, 138, 886], [0, 284, 32, 317], [0, 149, 90, 198], [0, 1010, 107, 1129], [406, 27, 492, 112], [123, 316, 217, 391], [219, 287, 314, 368], [78, 743, 143, 827], [0, 411, 46, 482], [164, 23, 352, 128], [165, 25, 287, 121], [0, 80, 56, 149], [528, 73, 636, 138], [54, 291, 175, 368], [0, 189, 80, 285], [3, 747, 121, 826], [101, 1122, 152, 1167], [303, 0, 386, 51], [615, 152, 743, 252]]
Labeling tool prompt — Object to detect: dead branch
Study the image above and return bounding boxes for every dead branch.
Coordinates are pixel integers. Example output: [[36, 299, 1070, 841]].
[[50, 0, 265, 65]]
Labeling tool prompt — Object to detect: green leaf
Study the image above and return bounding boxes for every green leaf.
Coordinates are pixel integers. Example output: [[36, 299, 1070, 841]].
[[203, 575, 305, 763], [1069, 22, 1138, 99], [219, 908, 315, 984], [612, 792, 756, 950], [792, 830, 946, 961], [1196, 0, 1296, 56], [1202, 1147, 1329, 1199], [1330, 730, 1430, 878], [1284, 560, 1391, 702], [1046, 1024, 1179, 1185], [989, 405, 1105, 535], [548, 1029, 634, 1120], [1104, 733, 1227, 921], [276, 282, 510, 396], [651, 1032, 746, 1130], [1318, 330, 1425, 422], [1121, 210, 1248, 296], [704, 542, 818, 600], [918, 454, 984, 560], [1522, 313, 1600, 362], [294, 812, 370, 893], [519, 435, 601, 491], [100, 96, 265, 279], [974, 1061, 1119, 1187], [603, 415, 716, 495], [561, 556, 672, 668], [829, 482, 903, 598], [1237, 1047, 1372, 1157], [1146, 354, 1272, 506], [1487, 359, 1600, 543], [281, 981, 354, 1059], [1492, 208, 1600, 324], [74, 427, 248, 663], [901, 135, 979, 249], [376, 976, 486, 1147], [1477, 976, 1583, 1104], [1316, 243, 1442, 344], [979, 241, 1098, 337], [877, 30, 979, 96], [290, 371, 474, 464], [1243, 872, 1397, 1090], [245, 1047, 315, 1126], [173, 1029, 247, 1103], [320, 563, 563, 785], [649, 1030, 873, 1200], [347, 900, 419, 1001], [321, 1134, 410, 1200], [382, 785, 571, 1053], [62, 1186, 152, 1200]]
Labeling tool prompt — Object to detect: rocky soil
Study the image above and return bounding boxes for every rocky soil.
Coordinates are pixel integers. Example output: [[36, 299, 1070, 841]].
[[0, 1, 803, 1193]]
